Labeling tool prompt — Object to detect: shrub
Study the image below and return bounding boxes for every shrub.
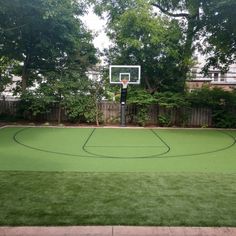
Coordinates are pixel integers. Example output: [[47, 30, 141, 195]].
[[158, 114, 172, 127], [187, 87, 236, 128], [134, 106, 150, 126]]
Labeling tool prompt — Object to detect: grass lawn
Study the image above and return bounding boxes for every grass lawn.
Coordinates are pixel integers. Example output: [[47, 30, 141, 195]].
[[1, 171, 236, 226], [0, 126, 236, 226]]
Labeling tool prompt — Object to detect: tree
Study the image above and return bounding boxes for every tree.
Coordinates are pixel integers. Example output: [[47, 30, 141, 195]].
[[151, 0, 236, 71], [201, 0, 236, 71], [19, 60, 99, 124], [20, 63, 104, 125], [0, 0, 97, 93], [94, 0, 236, 75], [100, 1, 186, 92], [64, 78, 104, 125]]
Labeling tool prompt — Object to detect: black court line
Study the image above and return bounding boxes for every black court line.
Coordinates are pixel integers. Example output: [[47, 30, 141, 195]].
[[153, 129, 236, 158], [150, 129, 171, 156], [82, 128, 96, 152], [82, 128, 170, 159], [85, 146, 165, 148], [83, 129, 236, 159], [12, 127, 236, 160], [13, 127, 95, 158]]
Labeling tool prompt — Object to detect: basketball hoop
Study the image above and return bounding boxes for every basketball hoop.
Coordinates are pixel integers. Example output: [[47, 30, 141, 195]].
[[121, 79, 128, 89], [109, 65, 141, 85], [109, 65, 141, 127]]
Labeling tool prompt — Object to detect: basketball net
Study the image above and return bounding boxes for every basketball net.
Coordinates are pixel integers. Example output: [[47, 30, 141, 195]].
[[121, 79, 128, 89]]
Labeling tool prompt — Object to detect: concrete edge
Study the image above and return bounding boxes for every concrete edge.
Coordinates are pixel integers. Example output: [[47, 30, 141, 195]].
[[0, 226, 236, 236], [1, 124, 236, 130]]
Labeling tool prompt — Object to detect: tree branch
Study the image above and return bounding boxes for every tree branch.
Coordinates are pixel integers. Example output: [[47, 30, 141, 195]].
[[151, 3, 190, 18], [0, 24, 27, 32]]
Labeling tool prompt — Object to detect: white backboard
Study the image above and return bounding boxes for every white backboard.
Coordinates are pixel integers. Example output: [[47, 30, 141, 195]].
[[109, 65, 141, 85]]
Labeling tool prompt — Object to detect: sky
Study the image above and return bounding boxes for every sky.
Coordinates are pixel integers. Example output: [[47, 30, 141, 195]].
[[81, 8, 110, 52]]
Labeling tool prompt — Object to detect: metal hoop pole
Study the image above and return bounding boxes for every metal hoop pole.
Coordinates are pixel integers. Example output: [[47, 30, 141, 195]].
[[120, 83, 128, 126], [120, 104, 126, 127]]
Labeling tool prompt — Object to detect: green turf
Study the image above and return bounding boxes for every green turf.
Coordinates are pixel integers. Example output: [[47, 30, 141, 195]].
[[1, 126, 236, 226], [0, 126, 236, 172], [0, 171, 236, 226]]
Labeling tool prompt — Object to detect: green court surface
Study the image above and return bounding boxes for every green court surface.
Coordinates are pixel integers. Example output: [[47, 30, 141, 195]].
[[1, 126, 236, 227], [0, 126, 236, 172]]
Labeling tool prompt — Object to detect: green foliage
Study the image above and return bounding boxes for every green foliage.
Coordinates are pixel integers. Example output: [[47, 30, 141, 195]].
[[96, 0, 236, 89], [19, 67, 104, 124], [135, 106, 150, 126], [127, 89, 154, 126], [154, 92, 189, 108], [158, 113, 172, 127], [151, 0, 236, 71], [187, 87, 236, 128], [127, 89, 156, 105], [64, 96, 84, 122], [65, 94, 95, 123], [127, 88, 236, 128], [65, 88, 103, 124], [20, 90, 53, 117], [212, 110, 236, 128], [201, 0, 236, 71], [97, 0, 186, 92], [187, 87, 236, 108], [92, 0, 140, 23], [0, 0, 97, 92], [0, 0, 98, 123], [127, 89, 192, 127], [154, 92, 190, 127]]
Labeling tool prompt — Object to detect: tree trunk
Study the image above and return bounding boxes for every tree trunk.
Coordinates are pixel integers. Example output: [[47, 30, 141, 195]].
[[182, 3, 200, 74], [95, 102, 99, 126], [180, 17, 198, 89], [144, 77, 155, 93], [184, 20, 195, 63], [152, 2, 201, 89], [58, 103, 61, 125], [22, 55, 30, 92], [22, 67, 28, 92]]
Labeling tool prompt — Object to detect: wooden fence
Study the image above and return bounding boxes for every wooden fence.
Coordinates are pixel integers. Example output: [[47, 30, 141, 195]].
[[0, 100, 19, 115], [0, 100, 212, 127], [99, 102, 212, 127]]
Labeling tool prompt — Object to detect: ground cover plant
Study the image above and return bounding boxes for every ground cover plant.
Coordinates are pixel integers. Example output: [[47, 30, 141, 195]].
[[0, 126, 236, 226]]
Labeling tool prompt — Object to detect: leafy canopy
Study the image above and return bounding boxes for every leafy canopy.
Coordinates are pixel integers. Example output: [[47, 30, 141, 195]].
[[151, 0, 236, 71], [100, 1, 186, 92], [0, 0, 97, 91]]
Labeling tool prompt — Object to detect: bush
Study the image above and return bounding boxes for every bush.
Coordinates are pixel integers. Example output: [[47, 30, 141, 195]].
[[158, 114, 172, 127], [187, 87, 236, 128], [127, 89, 156, 126], [212, 110, 236, 128], [154, 92, 189, 109], [134, 106, 150, 126], [19, 91, 53, 119], [65, 94, 103, 125]]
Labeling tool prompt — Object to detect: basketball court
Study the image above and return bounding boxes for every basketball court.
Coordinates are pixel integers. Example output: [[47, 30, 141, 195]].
[[0, 126, 236, 172]]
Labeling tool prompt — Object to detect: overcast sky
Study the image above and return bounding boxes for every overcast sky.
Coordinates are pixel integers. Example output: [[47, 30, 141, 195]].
[[81, 8, 110, 52]]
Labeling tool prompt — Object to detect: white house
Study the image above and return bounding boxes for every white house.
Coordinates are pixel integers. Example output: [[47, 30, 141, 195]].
[[0, 76, 21, 101], [187, 55, 236, 91]]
